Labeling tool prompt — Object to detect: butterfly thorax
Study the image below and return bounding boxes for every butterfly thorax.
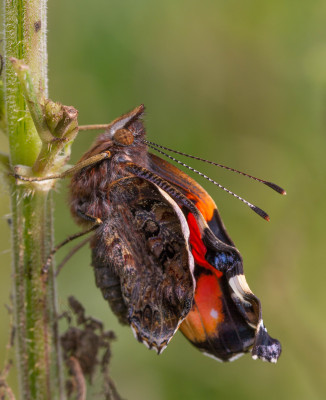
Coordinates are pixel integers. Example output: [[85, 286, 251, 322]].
[[70, 112, 149, 225]]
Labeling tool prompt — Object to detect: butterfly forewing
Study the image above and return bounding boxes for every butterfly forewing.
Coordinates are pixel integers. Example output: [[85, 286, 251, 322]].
[[148, 152, 281, 362]]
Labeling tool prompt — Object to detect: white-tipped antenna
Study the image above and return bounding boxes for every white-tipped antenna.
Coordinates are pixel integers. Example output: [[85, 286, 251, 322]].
[[146, 142, 271, 221], [144, 140, 286, 195]]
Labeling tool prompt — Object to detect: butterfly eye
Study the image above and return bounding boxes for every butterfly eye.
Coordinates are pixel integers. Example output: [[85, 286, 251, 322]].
[[113, 128, 134, 146]]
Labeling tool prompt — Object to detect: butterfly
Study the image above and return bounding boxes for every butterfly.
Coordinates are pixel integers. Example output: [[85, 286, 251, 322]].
[[69, 104, 284, 363]]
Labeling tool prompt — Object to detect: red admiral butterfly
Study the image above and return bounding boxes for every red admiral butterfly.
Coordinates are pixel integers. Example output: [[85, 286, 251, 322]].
[[68, 105, 284, 363]]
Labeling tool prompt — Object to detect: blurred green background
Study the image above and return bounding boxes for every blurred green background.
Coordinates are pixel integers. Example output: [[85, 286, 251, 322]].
[[1, 0, 326, 399]]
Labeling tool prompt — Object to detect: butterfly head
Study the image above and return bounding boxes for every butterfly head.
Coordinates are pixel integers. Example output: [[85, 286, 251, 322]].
[[80, 104, 147, 163], [106, 104, 145, 144], [112, 128, 134, 146]]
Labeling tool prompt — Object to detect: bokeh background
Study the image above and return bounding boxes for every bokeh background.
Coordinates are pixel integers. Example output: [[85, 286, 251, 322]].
[[1, 1, 326, 399]]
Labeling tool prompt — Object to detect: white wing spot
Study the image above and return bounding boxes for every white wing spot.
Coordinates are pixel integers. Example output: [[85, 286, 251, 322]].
[[210, 309, 218, 319], [203, 352, 224, 363], [228, 353, 245, 362], [130, 325, 138, 340]]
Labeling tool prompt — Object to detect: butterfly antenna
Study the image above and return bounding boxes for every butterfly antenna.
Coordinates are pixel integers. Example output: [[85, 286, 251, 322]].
[[146, 142, 270, 221], [144, 140, 286, 195]]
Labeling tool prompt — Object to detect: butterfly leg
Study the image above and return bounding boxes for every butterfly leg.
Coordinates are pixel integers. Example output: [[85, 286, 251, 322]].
[[55, 236, 91, 277], [12, 151, 112, 183], [75, 210, 103, 225], [42, 216, 102, 276]]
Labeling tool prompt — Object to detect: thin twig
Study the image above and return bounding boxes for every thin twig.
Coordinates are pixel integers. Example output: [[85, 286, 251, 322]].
[[0, 360, 16, 400], [68, 357, 86, 400]]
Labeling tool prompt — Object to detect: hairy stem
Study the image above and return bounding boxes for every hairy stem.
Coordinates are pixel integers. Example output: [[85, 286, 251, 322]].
[[5, 0, 47, 166], [4, 0, 65, 399]]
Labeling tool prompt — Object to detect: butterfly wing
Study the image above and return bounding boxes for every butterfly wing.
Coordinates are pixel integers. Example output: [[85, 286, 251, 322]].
[[148, 153, 281, 362], [91, 176, 195, 353]]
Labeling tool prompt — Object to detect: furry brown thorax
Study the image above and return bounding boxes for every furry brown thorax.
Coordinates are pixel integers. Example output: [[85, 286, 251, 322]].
[[70, 105, 148, 224]]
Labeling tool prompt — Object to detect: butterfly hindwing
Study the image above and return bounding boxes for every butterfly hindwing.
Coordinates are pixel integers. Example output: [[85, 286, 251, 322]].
[[91, 176, 195, 353]]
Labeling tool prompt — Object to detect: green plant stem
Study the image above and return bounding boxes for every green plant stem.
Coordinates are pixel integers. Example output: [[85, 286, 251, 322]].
[[4, 1, 65, 399], [11, 189, 50, 399], [5, 0, 47, 166]]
